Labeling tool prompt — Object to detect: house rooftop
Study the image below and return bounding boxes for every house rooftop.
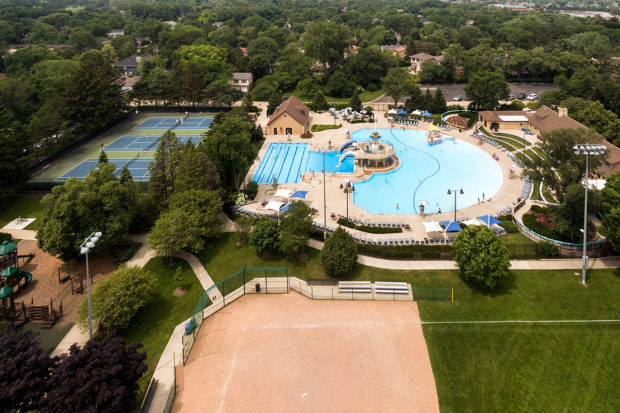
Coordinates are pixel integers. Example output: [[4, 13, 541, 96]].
[[232, 72, 253, 81], [267, 96, 310, 127]]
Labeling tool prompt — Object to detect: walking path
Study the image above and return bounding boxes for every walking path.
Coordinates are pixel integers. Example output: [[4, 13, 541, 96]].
[[1, 228, 37, 240], [307, 238, 620, 270]]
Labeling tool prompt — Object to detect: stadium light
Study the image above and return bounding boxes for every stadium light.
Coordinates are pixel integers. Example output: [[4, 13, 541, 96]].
[[573, 144, 606, 285], [79, 231, 102, 339]]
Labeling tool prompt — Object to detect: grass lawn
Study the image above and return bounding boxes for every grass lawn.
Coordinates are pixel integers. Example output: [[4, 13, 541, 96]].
[[419, 268, 620, 412], [285, 89, 384, 104], [531, 179, 541, 201], [0, 195, 44, 229], [21, 322, 74, 355], [118, 257, 203, 401], [501, 232, 536, 245]]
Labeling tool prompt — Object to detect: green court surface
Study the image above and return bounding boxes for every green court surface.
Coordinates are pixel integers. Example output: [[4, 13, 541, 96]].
[[30, 113, 213, 181]]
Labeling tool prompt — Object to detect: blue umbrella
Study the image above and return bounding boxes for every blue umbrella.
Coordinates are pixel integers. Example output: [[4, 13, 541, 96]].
[[422, 111, 432, 117], [281, 203, 290, 212], [477, 215, 501, 227], [441, 220, 462, 232], [397, 109, 408, 115], [290, 190, 308, 199]]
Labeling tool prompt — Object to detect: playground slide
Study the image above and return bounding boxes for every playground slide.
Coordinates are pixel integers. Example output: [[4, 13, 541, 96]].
[[339, 141, 354, 153], [338, 151, 354, 166]]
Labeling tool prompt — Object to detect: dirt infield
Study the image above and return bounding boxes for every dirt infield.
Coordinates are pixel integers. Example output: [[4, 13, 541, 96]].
[[173, 292, 439, 413]]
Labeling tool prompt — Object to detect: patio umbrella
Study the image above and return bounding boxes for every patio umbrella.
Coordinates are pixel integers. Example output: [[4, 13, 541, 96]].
[[290, 190, 308, 199], [421, 111, 432, 117], [397, 109, 407, 115], [370, 131, 381, 140], [477, 214, 501, 227], [441, 220, 462, 232]]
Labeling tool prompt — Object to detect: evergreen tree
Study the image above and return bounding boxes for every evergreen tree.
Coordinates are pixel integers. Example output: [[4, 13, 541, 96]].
[[432, 88, 447, 114], [311, 91, 329, 112], [242, 94, 254, 112], [423, 88, 434, 111], [404, 84, 424, 112], [267, 91, 282, 115], [350, 89, 362, 112], [175, 140, 219, 193], [98, 150, 108, 164], [119, 165, 132, 184], [148, 130, 182, 206]]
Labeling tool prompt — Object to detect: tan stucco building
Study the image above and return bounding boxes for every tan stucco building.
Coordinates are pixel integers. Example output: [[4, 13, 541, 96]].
[[266, 96, 311, 136]]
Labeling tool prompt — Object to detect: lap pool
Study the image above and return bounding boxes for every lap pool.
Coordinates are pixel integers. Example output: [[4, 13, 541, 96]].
[[351, 128, 503, 214]]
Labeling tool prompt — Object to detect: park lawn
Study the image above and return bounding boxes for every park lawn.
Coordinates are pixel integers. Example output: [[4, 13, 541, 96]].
[[0, 195, 45, 229], [418, 268, 620, 412], [500, 232, 536, 245], [118, 257, 203, 401]]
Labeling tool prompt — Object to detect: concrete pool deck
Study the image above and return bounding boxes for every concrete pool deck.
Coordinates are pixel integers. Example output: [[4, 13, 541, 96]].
[[246, 107, 525, 241]]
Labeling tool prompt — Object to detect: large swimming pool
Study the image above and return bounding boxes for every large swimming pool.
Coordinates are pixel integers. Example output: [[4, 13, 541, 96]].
[[252, 143, 353, 184], [351, 128, 503, 214]]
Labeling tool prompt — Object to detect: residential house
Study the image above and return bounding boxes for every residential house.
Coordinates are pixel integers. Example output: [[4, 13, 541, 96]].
[[409, 53, 444, 74], [108, 29, 125, 38], [121, 76, 140, 94], [381, 45, 408, 59], [229, 72, 253, 94], [266, 96, 311, 136], [113, 55, 146, 76]]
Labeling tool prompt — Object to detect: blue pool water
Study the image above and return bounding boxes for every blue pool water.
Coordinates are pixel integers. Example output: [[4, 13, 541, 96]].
[[252, 143, 353, 184], [351, 129, 503, 214]]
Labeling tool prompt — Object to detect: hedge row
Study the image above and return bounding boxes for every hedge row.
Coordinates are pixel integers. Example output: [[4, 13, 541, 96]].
[[357, 243, 452, 259], [311, 124, 340, 132], [337, 218, 403, 234]]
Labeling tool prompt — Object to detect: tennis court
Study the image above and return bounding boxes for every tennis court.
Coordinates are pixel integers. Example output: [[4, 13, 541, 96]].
[[135, 117, 213, 130], [57, 158, 152, 180], [105, 135, 203, 151]]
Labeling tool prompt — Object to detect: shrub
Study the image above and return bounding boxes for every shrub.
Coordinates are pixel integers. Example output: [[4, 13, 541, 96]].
[[497, 215, 519, 233], [311, 124, 340, 132], [77, 266, 157, 331], [249, 218, 279, 254], [320, 228, 358, 278], [452, 226, 511, 290], [245, 181, 259, 199], [0, 232, 11, 243], [535, 240, 559, 258], [337, 218, 402, 234]]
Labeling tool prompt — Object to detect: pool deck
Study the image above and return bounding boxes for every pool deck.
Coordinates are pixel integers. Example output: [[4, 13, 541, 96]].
[[245, 105, 524, 242]]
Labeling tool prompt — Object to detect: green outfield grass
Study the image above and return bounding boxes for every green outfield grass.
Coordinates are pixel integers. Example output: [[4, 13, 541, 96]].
[[0, 195, 44, 229]]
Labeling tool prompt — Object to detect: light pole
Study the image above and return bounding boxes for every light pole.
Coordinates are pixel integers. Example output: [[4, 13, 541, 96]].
[[340, 180, 355, 221], [80, 231, 102, 340], [447, 189, 464, 222], [573, 144, 606, 285]]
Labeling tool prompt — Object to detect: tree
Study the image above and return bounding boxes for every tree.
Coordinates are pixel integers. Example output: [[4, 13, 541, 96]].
[[555, 183, 602, 242], [100, 44, 118, 65], [63, 51, 126, 131], [267, 91, 282, 115], [249, 218, 279, 255], [382, 67, 415, 106], [175, 141, 219, 193], [204, 80, 243, 106], [310, 90, 329, 112], [464, 71, 509, 110], [0, 330, 55, 412], [523, 128, 606, 199], [77, 266, 157, 331], [203, 116, 256, 189], [0, 121, 29, 204], [304, 21, 350, 73], [349, 89, 362, 112], [119, 165, 132, 184], [279, 201, 313, 257], [42, 335, 147, 413], [148, 130, 182, 205], [326, 70, 355, 98], [452, 226, 511, 290], [344, 45, 396, 89], [235, 215, 255, 245], [320, 228, 357, 278], [171, 61, 205, 106], [172, 44, 231, 87], [37, 164, 138, 260], [600, 172, 620, 253], [431, 88, 447, 114], [98, 150, 108, 164]]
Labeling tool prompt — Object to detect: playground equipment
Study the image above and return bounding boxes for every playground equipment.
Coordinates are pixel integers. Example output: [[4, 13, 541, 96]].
[[0, 267, 33, 290], [0, 287, 27, 329], [0, 240, 18, 272], [427, 124, 443, 146]]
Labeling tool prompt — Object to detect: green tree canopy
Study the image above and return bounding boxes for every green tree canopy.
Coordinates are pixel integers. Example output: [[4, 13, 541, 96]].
[[78, 266, 157, 331], [249, 218, 279, 255], [382, 67, 416, 106], [279, 201, 313, 257], [303, 21, 351, 73], [600, 172, 620, 253], [320, 227, 358, 278], [452, 225, 511, 290], [464, 71, 509, 110]]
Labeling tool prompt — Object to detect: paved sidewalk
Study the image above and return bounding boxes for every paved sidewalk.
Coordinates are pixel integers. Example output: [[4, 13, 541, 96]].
[[308, 238, 620, 270], [1, 228, 37, 240]]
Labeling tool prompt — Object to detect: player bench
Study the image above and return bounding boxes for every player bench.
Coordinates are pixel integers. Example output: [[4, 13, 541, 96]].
[[338, 281, 372, 293], [374, 281, 409, 294]]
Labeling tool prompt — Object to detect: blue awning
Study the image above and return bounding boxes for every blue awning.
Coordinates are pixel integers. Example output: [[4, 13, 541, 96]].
[[281, 203, 290, 212], [441, 220, 462, 232], [422, 111, 432, 117], [290, 190, 308, 199], [397, 109, 407, 115], [477, 215, 501, 226]]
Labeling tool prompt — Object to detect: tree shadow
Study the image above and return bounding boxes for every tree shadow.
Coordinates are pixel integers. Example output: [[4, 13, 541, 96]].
[[461, 270, 517, 297]]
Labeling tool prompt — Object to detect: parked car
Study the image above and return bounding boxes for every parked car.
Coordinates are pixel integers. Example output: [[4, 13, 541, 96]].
[[508, 94, 515, 100], [527, 93, 538, 100], [517, 93, 526, 100], [453, 95, 463, 101]]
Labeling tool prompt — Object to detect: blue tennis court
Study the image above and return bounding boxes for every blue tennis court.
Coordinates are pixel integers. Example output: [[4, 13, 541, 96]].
[[135, 117, 213, 130], [106, 135, 203, 151], [58, 158, 153, 180]]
